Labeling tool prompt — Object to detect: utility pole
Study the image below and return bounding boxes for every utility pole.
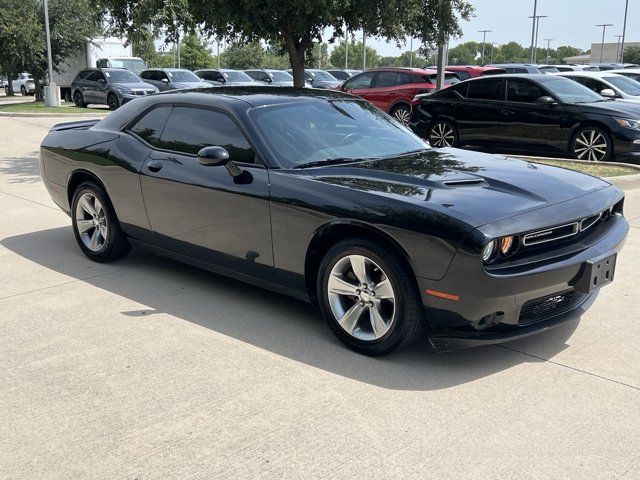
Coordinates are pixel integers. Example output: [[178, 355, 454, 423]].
[[620, 0, 629, 62], [490, 43, 494, 63], [479, 30, 491, 65], [362, 31, 366, 70], [345, 31, 349, 69], [544, 38, 553, 64], [409, 36, 413, 67], [530, 0, 538, 62], [614, 34, 623, 62], [596, 23, 613, 62], [43, 0, 60, 105]]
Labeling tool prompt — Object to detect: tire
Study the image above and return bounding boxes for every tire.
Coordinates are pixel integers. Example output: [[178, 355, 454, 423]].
[[571, 126, 613, 162], [390, 104, 411, 126], [107, 93, 120, 111], [20, 85, 26, 96], [73, 90, 86, 108], [4, 86, 8, 95], [317, 238, 425, 356], [71, 182, 131, 262], [428, 119, 459, 148]]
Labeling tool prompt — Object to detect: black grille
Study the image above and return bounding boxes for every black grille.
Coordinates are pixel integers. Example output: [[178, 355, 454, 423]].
[[518, 290, 584, 325]]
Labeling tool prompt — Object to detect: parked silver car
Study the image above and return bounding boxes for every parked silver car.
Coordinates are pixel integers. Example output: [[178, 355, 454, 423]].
[[71, 68, 158, 110], [195, 68, 258, 86], [555, 71, 640, 103], [6, 73, 35, 95], [140, 68, 211, 91]]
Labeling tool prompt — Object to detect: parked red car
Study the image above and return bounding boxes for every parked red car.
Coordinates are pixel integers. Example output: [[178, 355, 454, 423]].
[[338, 68, 458, 125], [444, 65, 506, 80]]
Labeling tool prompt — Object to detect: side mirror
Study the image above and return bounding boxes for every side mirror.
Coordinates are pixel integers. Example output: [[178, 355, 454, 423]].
[[197, 146, 242, 177], [161, 78, 169, 83], [600, 88, 616, 98], [98, 78, 106, 84], [535, 95, 557, 106]]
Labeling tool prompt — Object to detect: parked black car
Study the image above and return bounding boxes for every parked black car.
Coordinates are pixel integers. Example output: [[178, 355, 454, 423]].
[[71, 68, 158, 110], [326, 69, 362, 81], [286, 69, 342, 88], [40, 87, 627, 355], [411, 74, 640, 162], [194, 69, 257, 86], [139, 68, 210, 91]]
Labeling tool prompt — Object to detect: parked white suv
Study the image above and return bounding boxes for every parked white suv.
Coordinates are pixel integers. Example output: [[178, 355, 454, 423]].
[[7, 73, 36, 96]]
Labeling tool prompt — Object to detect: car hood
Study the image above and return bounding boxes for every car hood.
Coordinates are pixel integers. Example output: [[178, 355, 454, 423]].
[[113, 82, 156, 90], [312, 80, 343, 88], [576, 99, 640, 116], [305, 148, 610, 227]]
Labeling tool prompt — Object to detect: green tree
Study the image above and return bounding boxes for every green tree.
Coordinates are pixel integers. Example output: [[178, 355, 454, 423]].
[[623, 46, 640, 65], [180, 33, 215, 69], [222, 42, 265, 69], [499, 41, 527, 62], [328, 40, 379, 70], [0, 0, 100, 98], [556, 45, 584, 64], [447, 41, 479, 65], [99, 0, 473, 87]]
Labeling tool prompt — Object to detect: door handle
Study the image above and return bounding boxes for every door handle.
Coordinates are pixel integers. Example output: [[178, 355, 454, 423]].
[[500, 109, 515, 116], [147, 161, 163, 172]]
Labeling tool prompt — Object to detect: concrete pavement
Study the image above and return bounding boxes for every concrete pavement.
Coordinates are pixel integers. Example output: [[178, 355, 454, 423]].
[[1, 116, 639, 479]]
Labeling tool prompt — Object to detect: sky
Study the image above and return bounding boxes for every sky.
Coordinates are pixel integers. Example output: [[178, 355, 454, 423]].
[[363, 0, 639, 57]]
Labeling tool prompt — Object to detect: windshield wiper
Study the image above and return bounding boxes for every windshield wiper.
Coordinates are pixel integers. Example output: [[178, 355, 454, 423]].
[[293, 156, 379, 169]]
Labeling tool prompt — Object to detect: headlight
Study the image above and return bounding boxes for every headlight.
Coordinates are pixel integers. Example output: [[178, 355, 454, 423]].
[[499, 236, 516, 256], [615, 118, 640, 130], [482, 241, 497, 263]]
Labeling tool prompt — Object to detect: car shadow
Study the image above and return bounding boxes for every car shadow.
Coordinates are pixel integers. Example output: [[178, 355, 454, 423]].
[[1, 226, 581, 391], [0, 153, 41, 184]]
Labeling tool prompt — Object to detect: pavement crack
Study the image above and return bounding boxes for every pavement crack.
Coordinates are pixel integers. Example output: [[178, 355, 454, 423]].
[[496, 344, 640, 392]]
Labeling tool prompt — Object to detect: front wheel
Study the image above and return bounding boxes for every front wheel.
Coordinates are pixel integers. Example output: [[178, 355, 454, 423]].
[[107, 93, 120, 111], [317, 239, 425, 356], [73, 90, 86, 108], [572, 126, 612, 162], [20, 86, 26, 96], [428, 120, 459, 147], [390, 104, 412, 126], [71, 182, 131, 262]]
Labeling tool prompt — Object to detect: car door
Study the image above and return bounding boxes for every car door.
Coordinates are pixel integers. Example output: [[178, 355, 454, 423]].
[[136, 105, 274, 279], [499, 77, 571, 152], [453, 77, 506, 145], [80, 71, 100, 102], [93, 70, 108, 104], [342, 72, 376, 102], [363, 71, 398, 111]]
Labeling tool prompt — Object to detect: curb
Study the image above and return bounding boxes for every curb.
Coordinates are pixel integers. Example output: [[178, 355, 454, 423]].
[[603, 173, 640, 190], [0, 111, 109, 118]]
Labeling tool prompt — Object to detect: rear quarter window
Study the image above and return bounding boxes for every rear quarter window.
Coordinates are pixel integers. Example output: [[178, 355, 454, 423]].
[[128, 106, 173, 146]]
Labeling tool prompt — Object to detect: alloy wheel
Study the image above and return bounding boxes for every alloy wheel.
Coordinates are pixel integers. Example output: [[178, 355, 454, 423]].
[[75, 192, 108, 252], [107, 94, 119, 111], [429, 122, 456, 147], [574, 129, 609, 161], [327, 254, 396, 341], [393, 107, 411, 126]]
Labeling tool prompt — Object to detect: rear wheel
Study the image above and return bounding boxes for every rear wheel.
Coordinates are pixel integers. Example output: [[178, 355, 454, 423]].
[[107, 93, 119, 111], [317, 239, 424, 356], [572, 126, 612, 162], [20, 85, 26, 96], [71, 182, 131, 262], [390, 104, 411, 126], [428, 119, 459, 147], [73, 90, 86, 108]]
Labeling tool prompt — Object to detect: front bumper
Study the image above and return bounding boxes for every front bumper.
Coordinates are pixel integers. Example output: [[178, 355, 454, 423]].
[[418, 213, 629, 352], [612, 135, 640, 163]]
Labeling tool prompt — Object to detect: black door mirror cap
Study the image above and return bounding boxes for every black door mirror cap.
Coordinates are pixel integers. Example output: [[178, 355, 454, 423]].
[[197, 146, 230, 166], [536, 96, 557, 106]]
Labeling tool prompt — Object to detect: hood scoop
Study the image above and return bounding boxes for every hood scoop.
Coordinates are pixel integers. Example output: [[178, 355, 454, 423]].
[[442, 178, 488, 188]]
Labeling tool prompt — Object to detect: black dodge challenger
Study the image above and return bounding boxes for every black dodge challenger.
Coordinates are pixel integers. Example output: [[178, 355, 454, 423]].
[[40, 87, 629, 355]]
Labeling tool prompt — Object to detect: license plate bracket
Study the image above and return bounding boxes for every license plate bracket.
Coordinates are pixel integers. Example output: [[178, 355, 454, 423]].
[[574, 253, 617, 294]]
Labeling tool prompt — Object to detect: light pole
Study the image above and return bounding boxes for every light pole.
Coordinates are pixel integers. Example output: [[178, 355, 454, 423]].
[[528, 15, 547, 63], [544, 38, 553, 64], [345, 30, 349, 69], [614, 34, 623, 62], [216, 40, 221, 69], [362, 31, 366, 70], [620, 0, 629, 62], [43, 0, 60, 105], [530, 0, 538, 62], [490, 43, 494, 63], [596, 23, 613, 62], [409, 36, 413, 67], [479, 30, 491, 65]]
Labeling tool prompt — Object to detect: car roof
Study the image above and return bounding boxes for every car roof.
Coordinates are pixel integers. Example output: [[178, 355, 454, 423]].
[[366, 67, 438, 74], [610, 68, 640, 74], [145, 68, 192, 72], [555, 71, 623, 78]]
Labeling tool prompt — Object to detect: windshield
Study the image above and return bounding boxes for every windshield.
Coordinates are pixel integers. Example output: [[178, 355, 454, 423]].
[[167, 70, 201, 82], [539, 66, 560, 73], [223, 71, 254, 82], [604, 75, 640, 96], [541, 77, 604, 103], [250, 99, 429, 168], [105, 70, 142, 83], [270, 71, 293, 82], [310, 70, 338, 82], [108, 59, 146, 73]]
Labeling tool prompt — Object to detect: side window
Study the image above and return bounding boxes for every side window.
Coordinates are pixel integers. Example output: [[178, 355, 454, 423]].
[[374, 72, 398, 88], [94, 71, 106, 82], [574, 77, 605, 93], [345, 72, 375, 89], [159, 107, 255, 163], [439, 83, 468, 99], [158, 71, 169, 81], [85, 71, 98, 82], [467, 79, 504, 101], [245, 71, 259, 80], [259, 73, 270, 82], [455, 71, 471, 80], [395, 73, 412, 85], [128, 106, 173, 146], [506, 78, 547, 102]]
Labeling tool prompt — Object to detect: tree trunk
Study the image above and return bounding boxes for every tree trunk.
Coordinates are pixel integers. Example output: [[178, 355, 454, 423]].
[[6, 71, 15, 96], [34, 73, 44, 101], [284, 30, 307, 88]]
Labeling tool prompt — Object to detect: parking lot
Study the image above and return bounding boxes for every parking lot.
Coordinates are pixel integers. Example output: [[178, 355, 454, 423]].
[[1, 115, 640, 479]]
